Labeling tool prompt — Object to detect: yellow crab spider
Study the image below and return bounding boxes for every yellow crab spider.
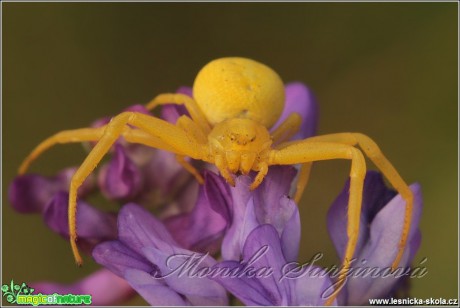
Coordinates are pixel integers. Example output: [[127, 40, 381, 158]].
[[18, 57, 413, 305]]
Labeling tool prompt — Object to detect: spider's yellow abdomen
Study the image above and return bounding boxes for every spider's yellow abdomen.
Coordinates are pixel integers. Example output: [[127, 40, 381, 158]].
[[193, 57, 285, 128]]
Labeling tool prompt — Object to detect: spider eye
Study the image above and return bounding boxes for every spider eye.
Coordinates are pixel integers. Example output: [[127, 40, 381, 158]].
[[250, 136, 256, 142]]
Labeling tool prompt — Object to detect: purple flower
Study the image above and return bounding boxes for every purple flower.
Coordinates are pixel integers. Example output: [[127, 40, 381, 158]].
[[93, 203, 228, 306], [221, 166, 301, 262], [9, 167, 96, 213], [327, 171, 423, 305], [213, 225, 336, 306], [211, 163, 334, 305], [164, 170, 232, 254]]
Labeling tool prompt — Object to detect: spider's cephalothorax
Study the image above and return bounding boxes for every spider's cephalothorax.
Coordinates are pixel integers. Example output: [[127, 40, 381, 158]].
[[206, 118, 273, 187], [19, 57, 414, 305]]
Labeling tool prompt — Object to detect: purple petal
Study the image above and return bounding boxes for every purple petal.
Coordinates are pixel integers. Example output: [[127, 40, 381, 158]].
[[31, 269, 134, 306], [117, 203, 180, 256], [234, 197, 260, 260], [93, 241, 189, 306], [98, 144, 143, 201], [253, 166, 299, 261], [177, 86, 193, 97], [279, 196, 301, 263], [272, 82, 318, 140], [241, 225, 291, 303], [156, 175, 200, 217], [346, 183, 423, 305], [90, 116, 111, 128], [124, 269, 189, 306], [211, 260, 275, 306], [43, 192, 117, 244], [123, 104, 151, 114], [292, 266, 338, 306], [160, 105, 185, 124], [164, 171, 231, 254], [327, 171, 397, 260], [142, 247, 228, 306], [160, 87, 192, 124], [204, 171, 233, 223], [93, 240, 154, 279], [142, 149, 192, 197], [253, 166, 297, 226], [9, 175, 60, 213], [9, 168, 95, 213], [215, 225, 292, 305], [221, 176, 254, 260]]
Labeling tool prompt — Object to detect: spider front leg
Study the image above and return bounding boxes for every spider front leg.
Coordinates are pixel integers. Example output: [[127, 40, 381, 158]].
[[18, 128, 105, 174], [68, 112, 205, 265], [249, 162, 269, 190], [214, 154, 236, 187], [305, 132, 413, 270], [18, 127, 178, 175], [269, 141, 366, 305]]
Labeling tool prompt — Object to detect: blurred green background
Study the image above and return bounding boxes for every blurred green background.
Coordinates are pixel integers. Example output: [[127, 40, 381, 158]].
[[3, 2, 458, 305]]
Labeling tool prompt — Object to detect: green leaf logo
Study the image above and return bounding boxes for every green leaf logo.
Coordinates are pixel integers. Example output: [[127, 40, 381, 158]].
[[2, 280, 35, 304]]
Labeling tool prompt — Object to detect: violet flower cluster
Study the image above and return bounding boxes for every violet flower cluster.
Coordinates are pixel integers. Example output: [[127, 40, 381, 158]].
[[9, 83, 423, 306]]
